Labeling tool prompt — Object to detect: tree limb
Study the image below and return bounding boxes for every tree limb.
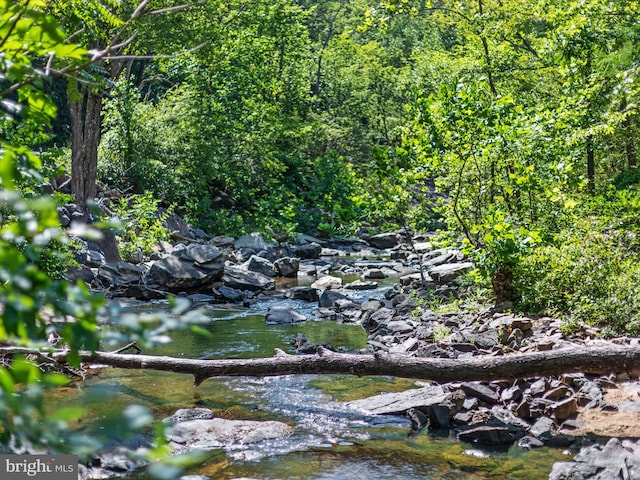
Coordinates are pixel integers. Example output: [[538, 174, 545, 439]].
[[0, 345, 628, 387]]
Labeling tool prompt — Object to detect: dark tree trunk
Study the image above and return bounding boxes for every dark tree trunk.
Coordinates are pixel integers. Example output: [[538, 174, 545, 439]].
[[70, 86, 103, 209], [586, 134, 595, 194]]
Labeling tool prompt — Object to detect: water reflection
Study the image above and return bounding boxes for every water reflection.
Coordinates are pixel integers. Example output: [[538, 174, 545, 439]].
[[47, 303, 566, 479]]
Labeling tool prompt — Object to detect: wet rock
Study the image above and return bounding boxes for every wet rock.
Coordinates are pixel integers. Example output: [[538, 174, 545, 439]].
[[362, 268, 386, 280], [518, 436, 544, 449], [311, 275, 342, 290], [265, 305, 306, 325], [274, 257, 300, 277], [347, 384, 452, 415], [222, 265, 275, 292], [241, 255, 277, 277], [457, 425, 515, 446], [164, 408, 215, 424], [345, 280, 378, 290], [317, 289, 348, 309], [285, 286, 319, 302], [551, 438, 640, 480], [168, 418, 293, 453], [213, 286, 246, 303]]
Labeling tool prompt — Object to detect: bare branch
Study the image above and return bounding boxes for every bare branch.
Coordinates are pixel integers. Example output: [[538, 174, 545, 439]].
[[148, 1, 207, 16]]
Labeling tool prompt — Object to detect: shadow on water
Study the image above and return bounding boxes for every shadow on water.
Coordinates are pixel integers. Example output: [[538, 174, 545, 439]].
[[47, 300, 569, 479]]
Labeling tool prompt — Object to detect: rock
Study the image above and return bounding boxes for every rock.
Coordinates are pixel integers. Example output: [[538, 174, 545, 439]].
[[88, 230, 122, 263], [285, 286, 319, 302], [242, 255, 277, 277], [361, 268, 386, 280], [368, 232, 399, 249], [318, 289, 349, 308], [187, 293, 216, 304], [234, 232, 271, 251], [296, 233, 328, 247], [209, 235, 235, 247], [347, 384, 452, 415], [345, 280, 378, 290], [501, 385, 523, 403], [518, 436, 544, 449], [86, 248, 105, 267], [177, 244, 223, 265], [423, 249, 461, 267], [213, 286, 246, 303], [529, 416, 556, 441], [98, 262, 145, 288], [427, 262, 474, 284], [265, 305, 306, 325], [362, 307, 394, 332], [64, 265, 96, 284], [164, 408, 215, 424], [548, 397, 578, 422], [551, 438, 640, 480], [274, 257, 300, 277], [548, 462, 600, 479], [222, 265, 275, 291], [311, 275, 342, 290], [460, 382, 499, 404], [146, 250, 224, 292], [291, 242, 322, 259], [386, 320, 415, 334], [168, 418, 293, 453], [457, 425, 515, 446]]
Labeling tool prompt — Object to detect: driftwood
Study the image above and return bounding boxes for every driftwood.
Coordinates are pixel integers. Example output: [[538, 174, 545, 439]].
[[2, 345, 640, 386]]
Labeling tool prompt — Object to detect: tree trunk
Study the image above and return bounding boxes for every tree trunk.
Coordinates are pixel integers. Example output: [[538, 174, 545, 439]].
[[14, 344, 640, 387], [586, 134, 595, 194], [70, 85, 103, 209]]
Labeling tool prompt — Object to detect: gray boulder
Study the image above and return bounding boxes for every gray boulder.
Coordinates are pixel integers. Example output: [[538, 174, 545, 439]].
[[242, 255, 277, 277], [222, 265, 275, 291], [368, 232, 399, 249], [146, 246, 224, 292], [285, 286, 319, 302], [265, 305, 306, 325], [274, 257, 300, 277], [347, 384, 453, 415], [168, 418, 293, 453], [291, 242, 322, 259], [428, 262, 474, 283], [234, 232, 270, 251]]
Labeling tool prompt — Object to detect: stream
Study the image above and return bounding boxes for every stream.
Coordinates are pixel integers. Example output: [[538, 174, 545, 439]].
[[47, 279, 569, 479]]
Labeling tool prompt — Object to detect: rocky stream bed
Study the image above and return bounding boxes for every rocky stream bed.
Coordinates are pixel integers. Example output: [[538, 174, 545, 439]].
[[61, 218, 640, 480]]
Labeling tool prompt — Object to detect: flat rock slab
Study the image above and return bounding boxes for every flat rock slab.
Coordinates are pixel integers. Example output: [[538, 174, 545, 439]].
[[347, 385, 452, 415], [168, 418, 293, 453]]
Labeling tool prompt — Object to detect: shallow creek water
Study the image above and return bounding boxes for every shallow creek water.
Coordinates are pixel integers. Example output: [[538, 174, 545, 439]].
[[47, 287, 569, 479]]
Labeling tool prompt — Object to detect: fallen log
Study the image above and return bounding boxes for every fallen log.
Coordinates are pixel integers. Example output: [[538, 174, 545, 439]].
[[53, 345, 640, 386], [2, 345, 640, 386]]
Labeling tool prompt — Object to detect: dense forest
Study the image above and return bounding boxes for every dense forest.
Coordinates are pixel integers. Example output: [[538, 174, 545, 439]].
[[3, 0, 640, 475], [26, 0, 640, 332]]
